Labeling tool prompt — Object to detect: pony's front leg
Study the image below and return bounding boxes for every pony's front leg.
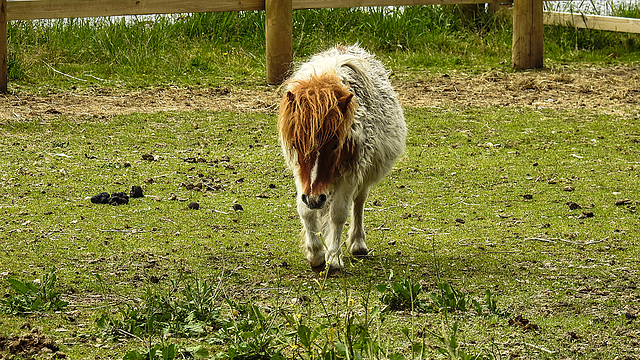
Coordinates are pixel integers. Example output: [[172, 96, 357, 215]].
[[325, 192, 351, 274], [298, 201, 326, 272]]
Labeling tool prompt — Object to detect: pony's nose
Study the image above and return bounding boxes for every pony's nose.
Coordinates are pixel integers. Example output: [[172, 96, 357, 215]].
[[302, 194, 327, 209]]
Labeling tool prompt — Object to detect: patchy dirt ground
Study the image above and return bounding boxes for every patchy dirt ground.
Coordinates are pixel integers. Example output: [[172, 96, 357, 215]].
[[0, 327, 65, 359], [0, 65, 638, 121]]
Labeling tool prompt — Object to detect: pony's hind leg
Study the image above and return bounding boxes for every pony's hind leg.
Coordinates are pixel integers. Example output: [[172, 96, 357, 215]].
[[347, 187, 370, 258]]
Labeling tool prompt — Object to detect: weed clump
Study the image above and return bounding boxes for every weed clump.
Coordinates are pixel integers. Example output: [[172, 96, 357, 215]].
[[97, 278, 228, 339], [0, 269, 68, 315], [377, 276, 508, 317]]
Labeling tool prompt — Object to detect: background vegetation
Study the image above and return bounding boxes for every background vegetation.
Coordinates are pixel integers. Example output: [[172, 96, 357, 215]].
[[6, 4, 640, 89]]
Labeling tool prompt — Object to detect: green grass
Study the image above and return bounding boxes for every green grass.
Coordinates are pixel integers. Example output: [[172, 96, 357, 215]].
[[1, 105, 639, 359], [2, 6, 640, 359], [6, 5, 640, 90]]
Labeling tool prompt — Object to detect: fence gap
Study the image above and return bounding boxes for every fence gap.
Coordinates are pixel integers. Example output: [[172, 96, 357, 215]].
[[266, 0, 292, 84]]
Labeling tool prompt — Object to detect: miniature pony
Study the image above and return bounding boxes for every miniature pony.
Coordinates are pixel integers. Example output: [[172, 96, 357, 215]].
[[278, 45, 407, 274]]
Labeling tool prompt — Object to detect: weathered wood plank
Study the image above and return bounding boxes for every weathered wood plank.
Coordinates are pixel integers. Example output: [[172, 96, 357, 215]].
[[266, 0, 292, 84], [293, 0, 492, 9], [544, 11, 640, 34], [1, 0, 6, 93], [512, 0, 543, 69], [6, 0, 265, 21], [7, 0, 499, 21]]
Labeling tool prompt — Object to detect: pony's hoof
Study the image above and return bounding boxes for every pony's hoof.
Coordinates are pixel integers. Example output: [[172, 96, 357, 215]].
[[310, 262, 326, 273], [352, 248, 370, 258], [327, 266, 342, 276]]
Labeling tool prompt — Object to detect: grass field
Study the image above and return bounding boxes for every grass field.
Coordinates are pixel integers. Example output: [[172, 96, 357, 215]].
[[2, 5, 640, 360], [1, 104, 639, 359]]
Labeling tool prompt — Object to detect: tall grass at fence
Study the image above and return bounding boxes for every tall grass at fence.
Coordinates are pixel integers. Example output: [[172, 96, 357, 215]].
[[6, 5, 640, 88], [543, 0, 640, 59]]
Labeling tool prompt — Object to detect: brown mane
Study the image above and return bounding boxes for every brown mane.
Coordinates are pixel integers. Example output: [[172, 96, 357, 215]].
[[278, 73, 356, 159]]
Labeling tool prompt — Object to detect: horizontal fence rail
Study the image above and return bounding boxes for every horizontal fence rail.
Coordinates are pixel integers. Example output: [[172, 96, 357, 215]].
[[7, 0, 497, 20], [544, 11, 640, 33], [1, 0, 638, 92]]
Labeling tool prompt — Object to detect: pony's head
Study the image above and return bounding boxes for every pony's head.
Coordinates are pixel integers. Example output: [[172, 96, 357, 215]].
[[278, 73, 358, 210]]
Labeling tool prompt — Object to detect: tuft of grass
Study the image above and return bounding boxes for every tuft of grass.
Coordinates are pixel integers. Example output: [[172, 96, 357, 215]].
[[0, 269, 68, 315], [214, 300, 285, 360], [377, 274, 507, 316], [97, 277, 228, 339], [377, 276, 428, 313], [426, 322, 488, 360], [123, 343, 209, 360], [471, 290, 508, 318], [428, 282, 472, 313]]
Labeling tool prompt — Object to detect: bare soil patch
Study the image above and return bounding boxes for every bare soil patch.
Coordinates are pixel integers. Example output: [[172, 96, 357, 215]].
[[1, 65, 638, 121], [0, 327, 64, 359], [395, 65, 640, 112]]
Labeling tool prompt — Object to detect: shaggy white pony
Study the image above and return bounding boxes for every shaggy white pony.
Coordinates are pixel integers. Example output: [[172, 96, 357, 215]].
[[278, 45, 407, 274]]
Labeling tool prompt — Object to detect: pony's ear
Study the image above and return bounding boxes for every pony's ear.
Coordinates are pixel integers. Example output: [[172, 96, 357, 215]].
[[337, 93, 354, 115], [287, 91, 296, 103]]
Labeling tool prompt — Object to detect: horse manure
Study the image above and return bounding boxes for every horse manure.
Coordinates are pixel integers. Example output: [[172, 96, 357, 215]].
[[130, 186, 144, 198], [108, 192, 129, 206], [578, 211, 594, 219], [90, 186, 144, 206], [509, 314, 540, 332], [90, 192, 110, 204], [566, 201, 582, 210]]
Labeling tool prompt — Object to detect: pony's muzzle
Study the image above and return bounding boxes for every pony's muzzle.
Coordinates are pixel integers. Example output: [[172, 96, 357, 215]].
[[302, 194, 327, 210]]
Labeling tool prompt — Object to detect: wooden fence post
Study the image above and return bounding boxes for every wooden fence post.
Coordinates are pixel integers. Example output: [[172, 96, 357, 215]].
[[512, 0, 543, 69], [265, 0, 292, 84], [1, 0, 7, 93]]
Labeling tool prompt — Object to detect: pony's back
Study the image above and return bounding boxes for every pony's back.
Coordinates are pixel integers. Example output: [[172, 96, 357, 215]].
[[288, 45, 390, 91]]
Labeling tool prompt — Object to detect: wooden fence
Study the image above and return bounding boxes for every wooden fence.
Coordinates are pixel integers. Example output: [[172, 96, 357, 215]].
[[545, 11, 640, 33], [1, 0, 639, 93]]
